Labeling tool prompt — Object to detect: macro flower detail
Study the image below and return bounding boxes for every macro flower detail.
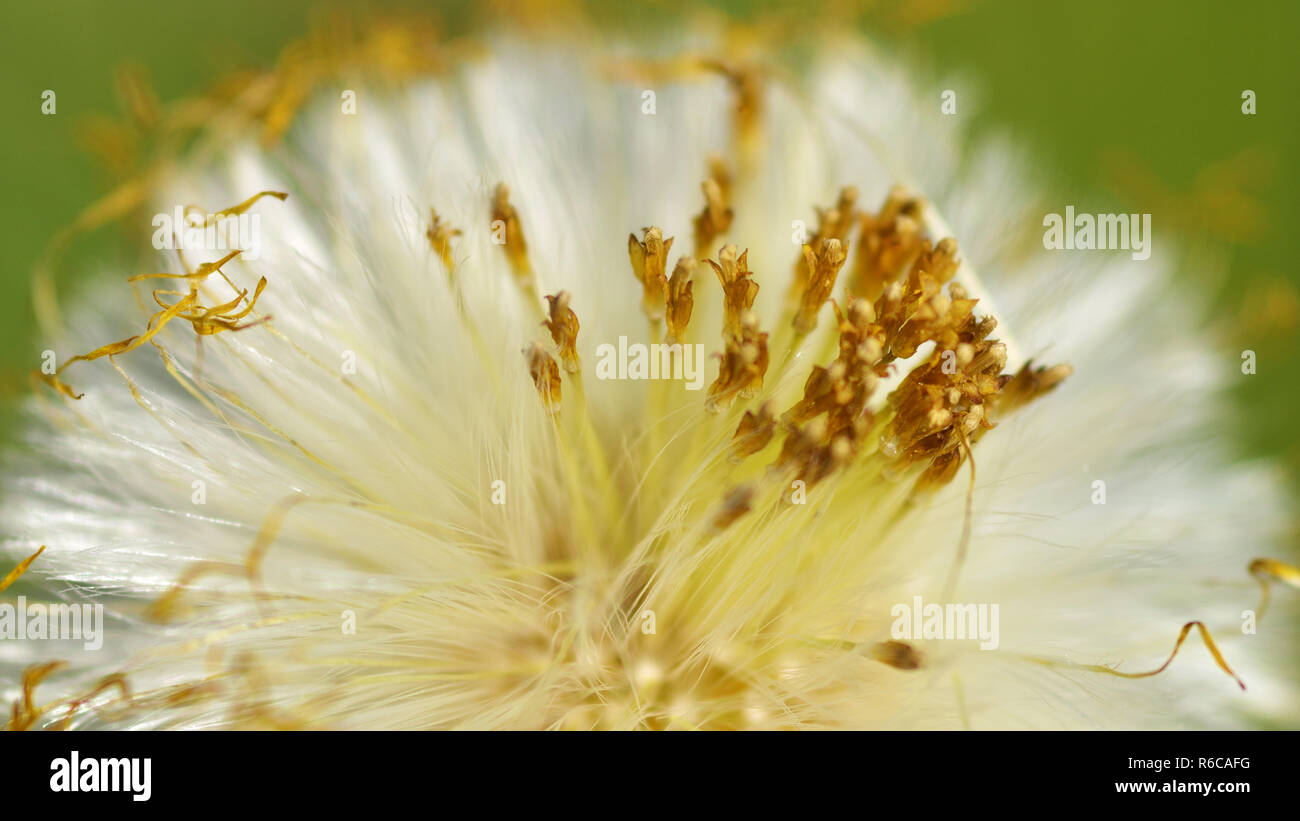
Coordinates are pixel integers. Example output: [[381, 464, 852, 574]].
[[3, 22, 1298, 731]]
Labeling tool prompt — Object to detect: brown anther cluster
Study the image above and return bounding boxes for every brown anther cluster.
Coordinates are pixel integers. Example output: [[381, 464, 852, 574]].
[[773, 417, 856, 494], [543, 291, 582, 374], [706, 311, 768, 413], [665, 258, 696, 344], [876, 238, 964, 360], [847, 185, 926, 302], [728, 218, 1066, 506], [884, 332, 1007, 494], [692, 176, 733, 257], [707, 244, 759, 342], [793, 237, 849, 335], [492, 183, 533, 285], [729, 400, 776, 462], [773, 293, 882, 460], [628, 227, 674, 321], [525, 342, 562, 414], [426, 208, 461, 272], [532, 177, 1066, 531]]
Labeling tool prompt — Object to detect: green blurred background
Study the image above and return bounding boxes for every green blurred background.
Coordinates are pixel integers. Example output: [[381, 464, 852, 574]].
[[1, 0, 1298, 514]]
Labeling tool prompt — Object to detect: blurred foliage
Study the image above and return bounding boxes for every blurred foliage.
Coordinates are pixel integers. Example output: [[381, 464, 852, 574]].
[[0, 0, 1297, 508]]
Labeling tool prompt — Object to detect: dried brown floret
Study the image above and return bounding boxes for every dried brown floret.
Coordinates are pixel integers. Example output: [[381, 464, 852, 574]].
[[785, 362, 851, 426], [707, 244, 758, 343], [426, 208, 461, 272], [848, 185, 926, 302], [996, 360, 1074, 417], [665, 257, 696, 344], [543, 291, 582, 374], [698, 59, 762, 173], [730, 400, 776, 462], [706, 155, 733, 209], [492, 183, 533, 286], [870, 640, 922, 670], [712, 484, 754, 531], [705, 312, 768, 413], [692, 176, 734, 257], [628, 227, 673, 321], [769, 414, 857, 493], [525, 342, 562, 414], [788, 187, 859, 308], [793, 237, 848, 335]]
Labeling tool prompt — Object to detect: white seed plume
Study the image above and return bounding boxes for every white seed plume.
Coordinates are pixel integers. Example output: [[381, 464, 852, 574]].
[[2, 29, 1297, 730]]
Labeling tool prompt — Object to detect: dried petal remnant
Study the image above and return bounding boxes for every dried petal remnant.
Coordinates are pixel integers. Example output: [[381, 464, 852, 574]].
[[1248, 558, 1300, 619], [1, 545, 45, 594], [187, 190, 288, 226], [36, 193, 286, 399], [6, 660, 66, 731], [1091, 621, 1246, 691]]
